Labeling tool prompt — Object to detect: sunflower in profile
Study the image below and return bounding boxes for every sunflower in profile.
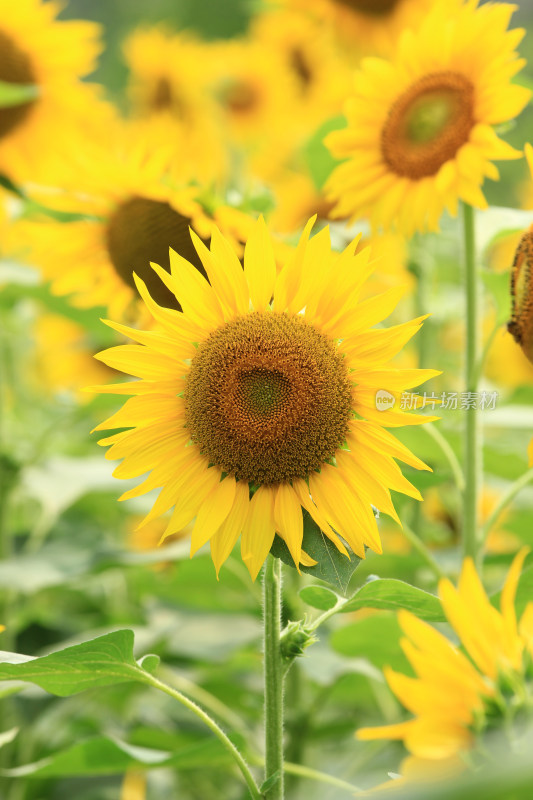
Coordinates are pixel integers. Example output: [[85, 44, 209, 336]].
[[0, 0, 102, 181], [358, 548, 533, 787], [18, 118, 249, 322], [123, 27, 226, 184], [274, 0, 434, 56], [326, 0, 530, 235], [92, 216, 438, 580]]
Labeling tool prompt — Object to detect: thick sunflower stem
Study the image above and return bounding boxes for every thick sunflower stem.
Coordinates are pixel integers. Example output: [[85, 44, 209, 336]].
[[462, 202, 482, 567], [263, 554, 284, 799]]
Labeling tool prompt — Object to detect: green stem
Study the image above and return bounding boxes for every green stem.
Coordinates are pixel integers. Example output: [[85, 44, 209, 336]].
[[402, 524, 446, 581], [463, 202, 482, 567], [474, 319, 501, 387], [143, 673, 261, 799], [263, 554, 284, 799], [423, 423, 465, 493], [481, 467, 533, 545]]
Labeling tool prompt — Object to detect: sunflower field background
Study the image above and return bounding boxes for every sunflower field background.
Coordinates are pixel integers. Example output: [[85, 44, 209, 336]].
[[3, 1, 533, 799]]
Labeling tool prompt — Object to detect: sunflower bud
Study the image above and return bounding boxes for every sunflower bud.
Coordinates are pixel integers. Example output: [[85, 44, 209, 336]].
[[280, 620, 318, 662], [508, 224, 533, 364]]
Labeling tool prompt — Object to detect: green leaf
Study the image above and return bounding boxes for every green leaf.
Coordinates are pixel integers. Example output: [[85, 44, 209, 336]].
[[270, 512, 362, 596], [0, 173, 25, 199], [299, 586, 339, 611], [304, 115, 347, 190], [340, 579, 445, 621], [0, 81, 38, 108], [0, 631, 151, 696], [329, 612, 410, 672], [0, 733, 233, 777], [260, 771, 282, 794]]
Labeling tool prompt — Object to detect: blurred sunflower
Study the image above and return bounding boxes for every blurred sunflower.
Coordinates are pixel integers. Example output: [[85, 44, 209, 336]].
[[33, 313, 111, 401], [359, 548, 533, 787], [92, 216, 438, 580], [274, 0, 434, 56], [0, 0, 102, 181], [326, 0, 530, 234], [208, 38, 299, 161], [123, 27, 226, 184], [18, 119, 250, 322], [251, 8, 351, 129]]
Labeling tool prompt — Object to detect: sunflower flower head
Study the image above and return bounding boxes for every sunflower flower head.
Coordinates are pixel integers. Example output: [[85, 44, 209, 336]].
[[0, 0, 102, 182], [91, 216, 438, 580], [17, 117, 249, 323], [358, 548, 533, 787], [325, 0, 530, 234]]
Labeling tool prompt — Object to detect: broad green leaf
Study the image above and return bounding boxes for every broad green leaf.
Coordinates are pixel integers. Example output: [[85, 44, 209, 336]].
[[330, 612, 410, 672], [0, 631, 152, 696], [0, 733, 233, 777], [271, 512, 362, 596], [340, 579, 445, 621], [304, 115, 347, 190], [0, 81, 38, 108], [299, 586, 339, 611]]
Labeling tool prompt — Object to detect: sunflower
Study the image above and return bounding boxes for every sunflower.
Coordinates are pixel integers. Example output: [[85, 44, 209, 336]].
[[251, 8, 351, 130], [122, 27, 226, 185], [207, 38, 299, 155], [325, 0, 530, 235], [18, 118, 250, 322], [358, 548, 533, 787], [273, 0, 435, 56], [33, 313, 111, 401], [0, 0, 102, 182], [91, 216, 437, 580]]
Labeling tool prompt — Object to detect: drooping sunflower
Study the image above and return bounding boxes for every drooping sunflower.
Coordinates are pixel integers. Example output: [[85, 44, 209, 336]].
[[17, 118, 250, 322], [0, 0, 102, 182], [122, 27, 226, 185], [92, 216, 438, 580], [325, 0, 530, 235], [358, 548, 533, 787]]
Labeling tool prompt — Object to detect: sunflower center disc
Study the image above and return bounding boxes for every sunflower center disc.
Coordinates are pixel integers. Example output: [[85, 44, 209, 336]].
[[336, 0, 398, 16], [185, 312, 353, 485], [0, 30, 37, 140], [381, 71, 475, 179], [223, 81, 258, 114], [106, 196, 207, 309]]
